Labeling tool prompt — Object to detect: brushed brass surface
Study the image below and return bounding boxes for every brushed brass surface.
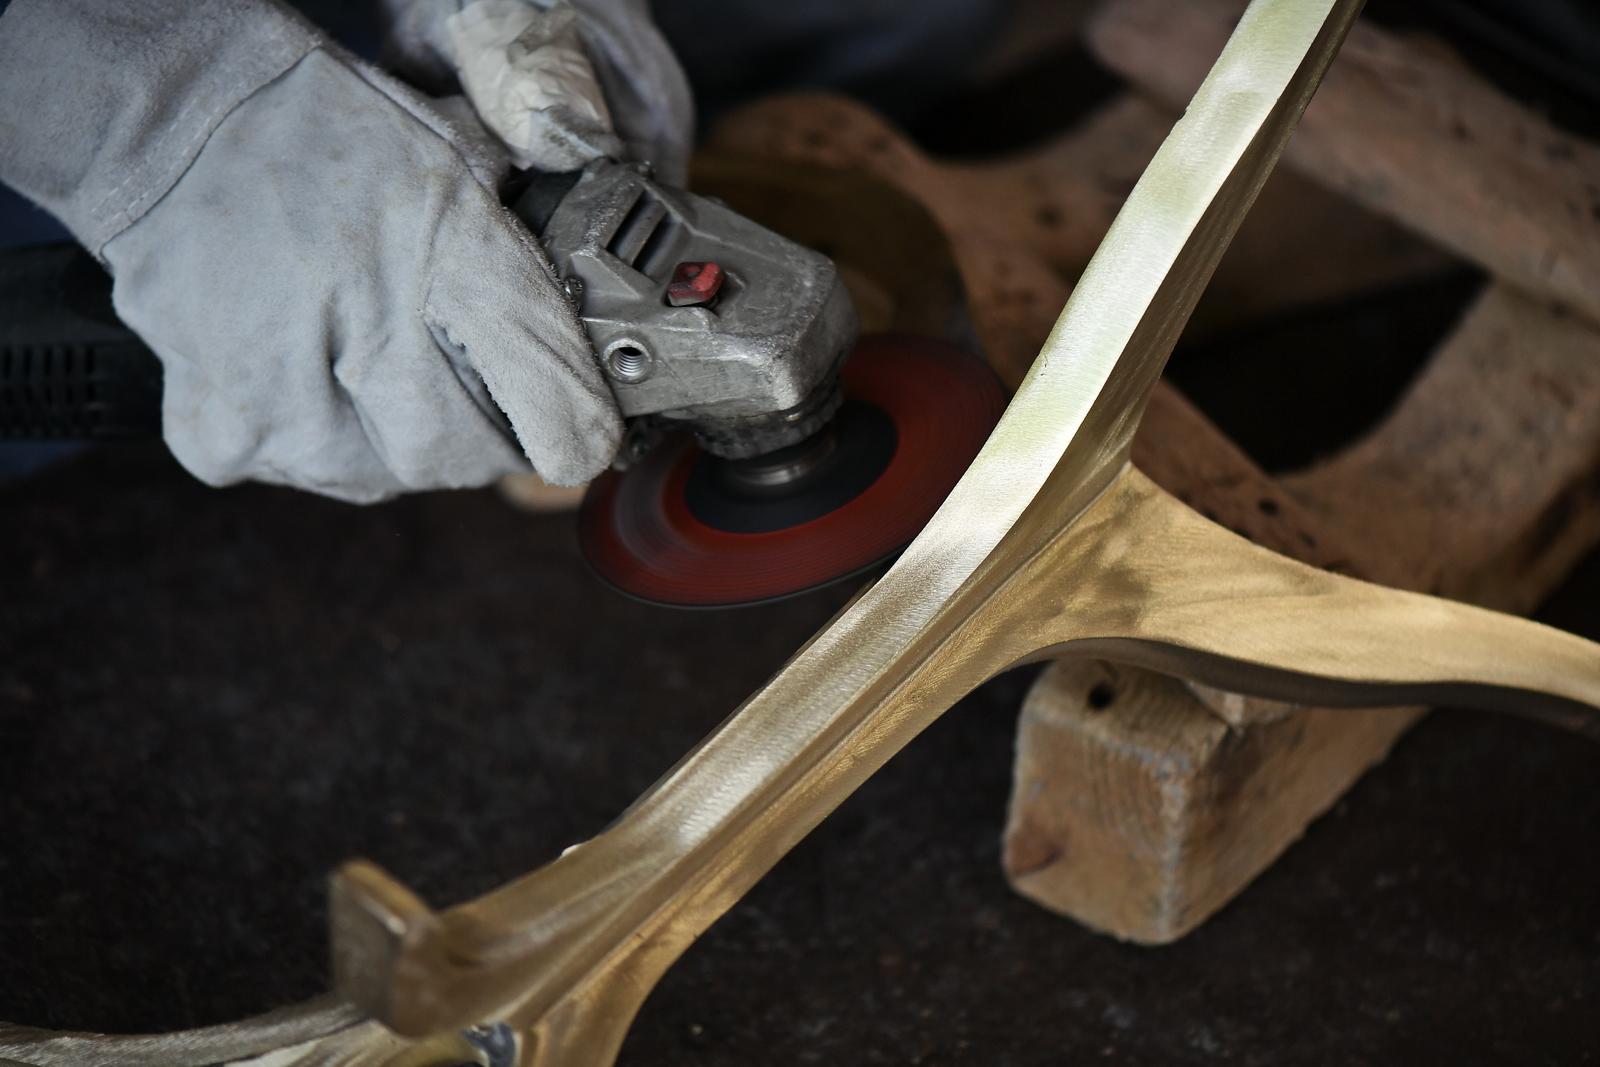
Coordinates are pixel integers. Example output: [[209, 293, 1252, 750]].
[[0, 998, 473, 1066], [5, 1, 1595, 1064]]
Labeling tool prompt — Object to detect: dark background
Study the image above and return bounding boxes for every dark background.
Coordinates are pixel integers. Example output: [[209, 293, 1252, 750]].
[[3, 1, 1600, 1063]]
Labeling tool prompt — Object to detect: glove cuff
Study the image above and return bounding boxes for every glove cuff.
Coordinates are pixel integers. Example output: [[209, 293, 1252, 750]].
[[0, 0, 320, 255]]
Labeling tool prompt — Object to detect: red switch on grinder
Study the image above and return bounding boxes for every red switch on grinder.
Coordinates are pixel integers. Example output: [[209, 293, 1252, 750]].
[[666, 261, 724, 307]]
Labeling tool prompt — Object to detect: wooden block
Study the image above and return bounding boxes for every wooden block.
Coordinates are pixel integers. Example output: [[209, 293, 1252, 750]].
[[1088, 0, 1600, 324], [1004, 663, 1419, 940], [497, 473, 585, 514], [1004, 284, 1600, 942]]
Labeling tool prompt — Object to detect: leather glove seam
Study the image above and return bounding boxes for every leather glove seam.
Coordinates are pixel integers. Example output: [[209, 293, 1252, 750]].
[[415, 296, 527, 454], [86, 19, 320, 256], [365, 54, 601, 442], [346, 57, 504, 193]]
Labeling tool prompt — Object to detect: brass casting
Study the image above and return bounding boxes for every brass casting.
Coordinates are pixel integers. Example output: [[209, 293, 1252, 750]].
[[5, 1, 1596, 1064]]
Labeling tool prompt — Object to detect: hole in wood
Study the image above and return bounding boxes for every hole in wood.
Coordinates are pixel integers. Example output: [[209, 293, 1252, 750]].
[[1087, 682, 1117, 710]]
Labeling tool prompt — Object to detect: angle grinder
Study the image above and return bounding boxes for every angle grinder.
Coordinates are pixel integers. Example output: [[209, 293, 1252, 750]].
[[0, 159, 1005, 607]]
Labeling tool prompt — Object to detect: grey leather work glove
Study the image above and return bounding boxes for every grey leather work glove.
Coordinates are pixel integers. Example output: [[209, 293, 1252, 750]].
[[385, 0, 693, 185], [0, 0, 688, 501]]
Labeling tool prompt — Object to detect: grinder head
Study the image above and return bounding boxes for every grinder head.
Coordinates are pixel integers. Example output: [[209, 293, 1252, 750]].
[[515, 159, 858, 461], [516, 161, 1004, 607], [579, 334, 1006, 608]]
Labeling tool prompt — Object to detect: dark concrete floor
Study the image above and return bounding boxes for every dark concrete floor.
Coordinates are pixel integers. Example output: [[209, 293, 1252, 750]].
[[7, 5, 1600, 1060], [2, 429, 1597, 1065]]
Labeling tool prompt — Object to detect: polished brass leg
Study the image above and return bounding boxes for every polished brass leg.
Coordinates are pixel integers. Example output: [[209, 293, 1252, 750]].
[[9, 2, 1595, 1064]]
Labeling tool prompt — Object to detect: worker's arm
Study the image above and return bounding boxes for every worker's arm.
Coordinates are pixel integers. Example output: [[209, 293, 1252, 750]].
[[0, 0, 689, 501]]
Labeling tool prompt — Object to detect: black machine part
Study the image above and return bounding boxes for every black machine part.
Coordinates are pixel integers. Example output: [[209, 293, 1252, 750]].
[[0, 244, 161, 440]]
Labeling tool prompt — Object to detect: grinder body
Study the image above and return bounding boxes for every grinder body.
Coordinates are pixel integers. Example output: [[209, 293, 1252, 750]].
[[513, 160, 859, 461]]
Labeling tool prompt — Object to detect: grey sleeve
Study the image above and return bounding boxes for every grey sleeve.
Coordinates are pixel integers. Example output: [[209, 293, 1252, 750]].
[[0, 0, 320, 255]]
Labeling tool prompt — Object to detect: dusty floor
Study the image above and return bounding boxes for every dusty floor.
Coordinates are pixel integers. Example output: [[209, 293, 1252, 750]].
[[6, 3, 1600, 1059], [3, 411, 1597, 1063]]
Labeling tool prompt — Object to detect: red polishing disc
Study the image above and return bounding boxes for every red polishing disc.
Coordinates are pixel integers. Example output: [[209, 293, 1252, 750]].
[[578, 335, 1007, 608]]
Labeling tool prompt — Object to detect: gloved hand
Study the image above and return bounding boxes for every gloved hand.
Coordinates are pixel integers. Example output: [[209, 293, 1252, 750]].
[[0, 0, 688, 501], [384, 0, 693, 184]]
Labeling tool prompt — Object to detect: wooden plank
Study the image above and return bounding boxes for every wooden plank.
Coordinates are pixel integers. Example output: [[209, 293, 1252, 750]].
[[705, 91, 1447, 387], [1088, 0, 1600, 324], [1004, 284, 1600, 942], [1280, 288, 1600, 609], [1001, 2, 1600, 941], [555, 80, 1598, 944]]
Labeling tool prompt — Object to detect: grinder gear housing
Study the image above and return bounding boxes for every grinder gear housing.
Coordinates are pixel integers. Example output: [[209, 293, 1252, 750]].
[[514, 159, 859, 461]]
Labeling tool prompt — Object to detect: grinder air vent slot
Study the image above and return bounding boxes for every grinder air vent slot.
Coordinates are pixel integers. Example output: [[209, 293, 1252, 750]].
[[607, 190, 679, 279]]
